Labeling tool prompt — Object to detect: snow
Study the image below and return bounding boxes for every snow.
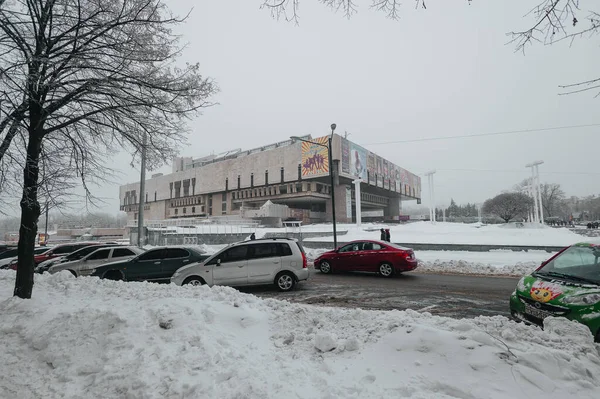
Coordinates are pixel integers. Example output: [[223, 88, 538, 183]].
[[1, 271, 599, 399], [304, 222, 585, 246]]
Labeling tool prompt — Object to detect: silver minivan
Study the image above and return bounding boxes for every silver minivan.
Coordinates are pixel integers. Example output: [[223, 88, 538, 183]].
[[171, 238, 309, 291]]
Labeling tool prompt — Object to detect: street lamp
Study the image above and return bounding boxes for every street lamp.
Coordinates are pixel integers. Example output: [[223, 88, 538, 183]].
[[291, 123, 338, 249]]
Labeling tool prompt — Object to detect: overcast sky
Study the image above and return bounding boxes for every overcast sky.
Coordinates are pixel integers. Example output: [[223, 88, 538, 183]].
[[85, 0, 599, 215]]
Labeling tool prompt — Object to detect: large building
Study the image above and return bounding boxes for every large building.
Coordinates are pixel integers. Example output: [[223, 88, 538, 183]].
[[119, 134, 421, 224]]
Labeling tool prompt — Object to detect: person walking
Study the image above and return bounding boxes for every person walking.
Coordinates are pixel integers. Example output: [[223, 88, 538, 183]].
[[380, 228, 386, 241], [385, 229, 391, 243]]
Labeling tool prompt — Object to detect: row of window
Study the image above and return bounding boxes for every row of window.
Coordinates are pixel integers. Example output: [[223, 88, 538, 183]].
[[171, 196, 204, 208]]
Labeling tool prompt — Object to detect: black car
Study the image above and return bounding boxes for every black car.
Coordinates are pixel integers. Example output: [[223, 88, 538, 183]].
[[35, 242, 120, 273], [90, 246, 210, 283]]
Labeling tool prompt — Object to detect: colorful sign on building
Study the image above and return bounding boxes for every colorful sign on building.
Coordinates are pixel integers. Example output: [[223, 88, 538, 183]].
[[301, 136, 329, 177]]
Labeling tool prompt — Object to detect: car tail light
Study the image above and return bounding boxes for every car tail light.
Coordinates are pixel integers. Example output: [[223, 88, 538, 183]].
[[301, 251, 307, 269]]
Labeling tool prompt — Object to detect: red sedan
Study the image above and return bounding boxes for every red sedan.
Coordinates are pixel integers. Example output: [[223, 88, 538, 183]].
[[314, 240, 418, 277]]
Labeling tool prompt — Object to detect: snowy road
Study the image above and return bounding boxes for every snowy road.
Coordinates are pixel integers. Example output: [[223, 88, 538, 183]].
[[241, 270, 519, 319]]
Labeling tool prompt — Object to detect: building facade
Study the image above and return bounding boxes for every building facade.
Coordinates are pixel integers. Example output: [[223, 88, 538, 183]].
[[119, 134, 422, 224]]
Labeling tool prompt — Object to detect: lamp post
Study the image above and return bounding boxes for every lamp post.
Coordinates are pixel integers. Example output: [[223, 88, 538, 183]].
[[291, 123, 338, 249], [424, 170, 436, 224], [526, 160, 544, 224], [352, 179, 362, 227], [137, 132, 147, 248]]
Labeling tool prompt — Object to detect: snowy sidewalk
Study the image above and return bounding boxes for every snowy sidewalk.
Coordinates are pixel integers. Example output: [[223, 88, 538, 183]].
[[1, 271, 599, 399]]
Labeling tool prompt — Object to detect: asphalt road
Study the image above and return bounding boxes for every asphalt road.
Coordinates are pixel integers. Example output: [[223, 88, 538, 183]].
[[240, 270, 520, 319]]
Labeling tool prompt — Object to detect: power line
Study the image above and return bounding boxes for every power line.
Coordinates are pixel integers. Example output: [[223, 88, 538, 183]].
[[363, 123, 600, 146], [423, 168, 600, 176]]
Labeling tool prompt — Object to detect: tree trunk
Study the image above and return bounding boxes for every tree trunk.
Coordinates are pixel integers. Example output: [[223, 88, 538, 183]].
[[14, 131, 43, 299]]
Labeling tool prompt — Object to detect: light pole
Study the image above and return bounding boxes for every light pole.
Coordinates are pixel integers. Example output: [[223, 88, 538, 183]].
[[291, 123, 338, 249], [352, 178, 362, 227], [526, 161, 544, 224]]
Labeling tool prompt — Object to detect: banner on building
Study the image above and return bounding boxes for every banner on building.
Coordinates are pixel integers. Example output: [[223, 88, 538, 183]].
[[349, 143, 367, 181], [341, 139, 350, 175], [301, 136, 329, 177], [367, 153, 376, 183]]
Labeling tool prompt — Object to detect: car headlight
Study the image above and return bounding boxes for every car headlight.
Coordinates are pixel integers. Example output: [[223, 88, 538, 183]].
[[562, 294, 600, 305]]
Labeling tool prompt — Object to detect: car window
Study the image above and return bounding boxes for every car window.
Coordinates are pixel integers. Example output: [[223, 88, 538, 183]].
[[112, 248, 136, 258], [137, 249, 165, 261], [551, 246, 599, 269], [52, 245, 74, 255], [249, 243, 279, 259], [278, 243, 293, 257], [338, 244, 356, 253], [1, 249, 18, 258], [87, 249, 111, 260], [363, 242, 383, 251], [68, 245, 102, 260], [221, 246, 248, 263], [165, 248, 190, 259]]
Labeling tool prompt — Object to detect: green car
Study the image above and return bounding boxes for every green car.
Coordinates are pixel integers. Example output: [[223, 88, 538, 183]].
[[510, 242, 600, 342]]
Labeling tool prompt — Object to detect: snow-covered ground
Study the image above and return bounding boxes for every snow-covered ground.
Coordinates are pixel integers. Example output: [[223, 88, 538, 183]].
[[1, 271, 599, 399], [302, 221, 586, 247]]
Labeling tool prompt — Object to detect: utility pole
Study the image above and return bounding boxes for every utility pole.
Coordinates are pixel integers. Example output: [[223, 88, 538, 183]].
[[137, 132, 147, 247], [329, 123, 338, 249], [352, 179, 362, 227]]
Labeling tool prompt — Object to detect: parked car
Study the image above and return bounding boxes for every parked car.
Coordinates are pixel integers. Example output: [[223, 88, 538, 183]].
[[36, 242, 120, 273], [48, 246, 144, 277], [90, 246, 210, 283], [510, 241, 600, 342], [314, 240, 418, 277], [0, 247, 48, 269], [171, 238, 309, 292]]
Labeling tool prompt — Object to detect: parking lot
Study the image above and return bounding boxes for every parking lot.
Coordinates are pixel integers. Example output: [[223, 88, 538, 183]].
[[241, 270, 519, 319]]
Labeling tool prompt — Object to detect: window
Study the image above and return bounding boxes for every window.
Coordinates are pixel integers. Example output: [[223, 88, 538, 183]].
[[53, 245, 75, 255], [277, 243, 293, 257], [192, 206, 196, 213], [154, 191, 157, 202], [175, 208, 179, 215], [88, 249, 111, 260], [219, 245, 248, 263], [367, 171, 370, 185], [249, 243, 279, 259], [281, 167, 284, 183], [265, 170, 269, 186], [298, 164, 302, 180], [280, 185, 288, 194], [250, 173, 254, 188], [237, 175, 241, 189], [338, 243, 359, 253], [225, 178, 229, 191], [363, 242, 383, 251], [222, 200, 227, 214], [112, 248, 135, 258], [145, 192, 148, 203], [183, 207, 187, 214], [165, 248, 190, 259], [138, 249, 165, 261]]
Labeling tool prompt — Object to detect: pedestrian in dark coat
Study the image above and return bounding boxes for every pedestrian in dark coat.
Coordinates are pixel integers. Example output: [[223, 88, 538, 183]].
[[380, 229, 386, 241], [385, 229, 391, 242], [250, 233, 256, 240]]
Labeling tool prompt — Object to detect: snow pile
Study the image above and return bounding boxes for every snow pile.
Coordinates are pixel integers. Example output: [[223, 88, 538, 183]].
[[1, 271, 599, 399], [417, 259, 539, 276], [305, 221, 585, 246]]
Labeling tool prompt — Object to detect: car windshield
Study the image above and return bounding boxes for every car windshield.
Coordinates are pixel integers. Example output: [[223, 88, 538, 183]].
[[536, 245, 600, 285]]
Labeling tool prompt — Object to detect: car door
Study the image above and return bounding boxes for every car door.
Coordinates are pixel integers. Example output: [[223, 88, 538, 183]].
[[358, 242, 384, 272], [160, 248, 193, 281], [247, 243, 280, 284], [332, 243, 362, 271], [80, 248, 112, 273], [212, 245, 249, 286], [127, 249, 166, 281]]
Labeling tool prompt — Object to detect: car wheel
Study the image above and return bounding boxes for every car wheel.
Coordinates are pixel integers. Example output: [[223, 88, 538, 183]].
[[103, 270, 123, 281], [379, 263, 394, 277], [275, 272, 296, 292], [319, 261, 332, 274], [183, 276, 205, 286]]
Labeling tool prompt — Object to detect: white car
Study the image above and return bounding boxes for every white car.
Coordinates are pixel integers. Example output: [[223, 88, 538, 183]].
[[48, 246, 144, 277], [171, 238, 309, 292]]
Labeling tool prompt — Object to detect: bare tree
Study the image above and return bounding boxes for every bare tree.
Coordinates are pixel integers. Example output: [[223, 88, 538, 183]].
[[540, 183, 567, 218], [482, 192, 533, 223], [0, 0, 217, 298]]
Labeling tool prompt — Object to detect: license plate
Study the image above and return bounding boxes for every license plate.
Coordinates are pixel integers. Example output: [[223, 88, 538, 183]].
[[523, 304, 552, 320]]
